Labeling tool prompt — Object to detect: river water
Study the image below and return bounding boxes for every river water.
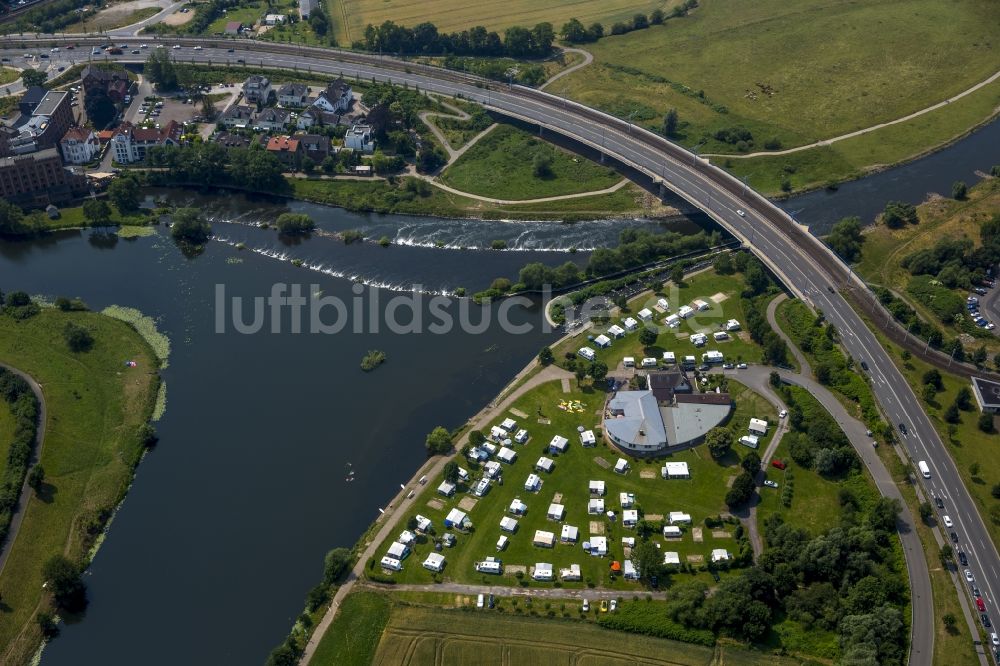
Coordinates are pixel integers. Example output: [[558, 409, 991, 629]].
[[1, 115, 994, 665]]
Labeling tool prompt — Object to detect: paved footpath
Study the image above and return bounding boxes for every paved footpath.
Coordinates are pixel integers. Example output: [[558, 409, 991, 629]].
[[0, 364, 46, 575], [300, 362, 572, 664]]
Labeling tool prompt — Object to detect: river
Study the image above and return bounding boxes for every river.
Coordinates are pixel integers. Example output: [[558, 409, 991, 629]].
[[0, 193, 698, 666], [1, 114, 995, 665]]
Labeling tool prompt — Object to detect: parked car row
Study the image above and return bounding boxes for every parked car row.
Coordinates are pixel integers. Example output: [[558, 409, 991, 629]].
[[967, 295, 995, 330]]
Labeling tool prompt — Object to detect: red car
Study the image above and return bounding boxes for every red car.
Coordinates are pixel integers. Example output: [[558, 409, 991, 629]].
[[978, 598, 987, 612], [771, 459, 787, 470]]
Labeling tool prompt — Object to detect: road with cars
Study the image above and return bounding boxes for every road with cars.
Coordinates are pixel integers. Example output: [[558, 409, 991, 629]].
[[3, 33, 1000, 662]]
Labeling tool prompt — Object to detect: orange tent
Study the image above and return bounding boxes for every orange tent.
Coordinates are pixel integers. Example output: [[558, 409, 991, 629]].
[[610, 561, 622, 572]]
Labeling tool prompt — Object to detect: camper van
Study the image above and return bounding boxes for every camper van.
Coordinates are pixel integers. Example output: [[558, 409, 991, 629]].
[[918, 460, 931, 479]]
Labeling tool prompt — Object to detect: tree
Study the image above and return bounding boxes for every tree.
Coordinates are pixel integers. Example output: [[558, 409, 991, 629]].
[[560, 18, 588, 43], [944, 402, 960, 424], [955, 386, 973, 410], [670, 265, 685, 286], [532, 151, 553, 178], [991, 483, 1000, 499], [416, 146, 446, 173], [146, 48, 178, 90], [301, 156, 316, 175], [63, 322, 94, 353], [918, 501, 932, 522], [922, 368, 943, 390], [538, 346, 553, 365], [27, 464, 45, 493], [979, 414, 995, 434], [650, 8, 665, 24], [85, 90, 116, 130], [632, 13, 648, 29], [826, 216, 864, 262], [638, 327, 657, 347], [973, 345, 988, 368], [943, 612, 957, 631], [970, 462, 981, 477], [589, 360, 608, 382], [36, 611, 59, 638], [469, 430, 486, 447], [713, 252, 733, 275], [725, 471, 756, 507], [741, 451, 761, 476], [309, 8, 330, 36], [632, 539, 660, 585], [939, 544, 953, 567], [443, 461, 460, 484], [0, 199, 27, 234], [921, 383, 937, 403], [425, 426, 452, 455], [662, 108, 679, 137], [108, 176, 141, 213], [881, 201, 918, 228], [21, 68, 48, 88], [42, 555, 87, 612], [705, 427, 732, 460], [170, 207, 211, 244], [952, 181, 968, 200], [323, 547, 352, 584], [275, 212, 316, 235], [82, 198, 112, 226]]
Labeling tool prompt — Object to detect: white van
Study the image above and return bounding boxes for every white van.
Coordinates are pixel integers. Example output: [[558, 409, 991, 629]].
[[918, 460, 931, 479]]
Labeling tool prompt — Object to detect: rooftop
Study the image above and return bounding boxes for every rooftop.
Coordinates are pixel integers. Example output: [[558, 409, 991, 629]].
[[33, 90, 68, 118], [972, 376, 1000, 410]]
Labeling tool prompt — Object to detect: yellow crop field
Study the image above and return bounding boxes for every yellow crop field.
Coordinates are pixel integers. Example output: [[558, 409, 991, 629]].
[[331, 0, 675, 44]]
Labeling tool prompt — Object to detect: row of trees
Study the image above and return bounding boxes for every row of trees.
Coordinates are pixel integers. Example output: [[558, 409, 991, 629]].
[[357, 20, 555, 58], [0, 366, 41, 545], [145, 141, 288, 192], [561, 0, 699, 44]]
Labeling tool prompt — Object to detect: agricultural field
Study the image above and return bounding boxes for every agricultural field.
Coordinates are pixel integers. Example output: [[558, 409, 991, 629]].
[[439, 124, 624, 200], [855, 177, 1000, 355], [330, 0, 682, 46], [366, 602, 807, 666], [546, 0, 1000, 193], [0, 308, 159, 664]]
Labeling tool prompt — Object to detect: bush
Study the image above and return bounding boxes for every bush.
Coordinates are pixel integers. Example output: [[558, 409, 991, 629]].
[[275, 212, 316, 235], [170, 208, 211, 244], [63, 322, 94, 353]]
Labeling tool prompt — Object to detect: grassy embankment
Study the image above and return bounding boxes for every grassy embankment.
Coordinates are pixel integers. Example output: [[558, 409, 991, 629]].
[[63, 6, 160, 33], [547, 0, 1000, 195], [439, 124, 623, 200], [855, 177, 1000, 355], [0, 307, 160, 664], [0, 66, 19, 86], [312, 589, 807, 666], [774, 297, 981, 664]]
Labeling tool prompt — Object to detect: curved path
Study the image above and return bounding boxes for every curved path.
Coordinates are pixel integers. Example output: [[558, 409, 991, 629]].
[[300, 363, 572, 664], [0, 363, 46, 576], [705, 69, 1000, 159], [766, 293, 811, 376], [425, 175, 631, 205], [540, 47, 593, 91]]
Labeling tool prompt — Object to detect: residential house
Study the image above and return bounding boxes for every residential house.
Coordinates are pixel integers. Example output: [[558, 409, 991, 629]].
[[111, 120, 182, 163], [277, 82, 309, 107], [224, 21, 243, 35], [254, 107, 291, 132], [313, 79, 353, 113], [221, 105, 254, 129], [81, 65, 130, 100], [243, 75, 272, 105], [296, 133, 329, 163], [59, 127, 99, 164], [264, 135, 303, 169], [296, 105, 339, 130], [343, 123, 374, 153], [213, 131, 252, 151]]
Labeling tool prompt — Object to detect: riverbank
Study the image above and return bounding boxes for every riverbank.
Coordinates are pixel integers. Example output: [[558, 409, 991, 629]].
[[0, 305, 161, 664]]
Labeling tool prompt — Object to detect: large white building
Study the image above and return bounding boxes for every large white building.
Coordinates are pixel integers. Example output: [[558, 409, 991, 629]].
[[59, 127, 100, 165], [110, 121, 182, 164], [344, 124, 374, 153]]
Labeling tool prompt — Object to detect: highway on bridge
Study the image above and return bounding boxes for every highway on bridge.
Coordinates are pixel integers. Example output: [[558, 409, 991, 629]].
[[4, 34, 999, 662]]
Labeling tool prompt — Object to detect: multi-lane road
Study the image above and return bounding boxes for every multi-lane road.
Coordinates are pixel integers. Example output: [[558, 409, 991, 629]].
[[4, 34, 999, 660]]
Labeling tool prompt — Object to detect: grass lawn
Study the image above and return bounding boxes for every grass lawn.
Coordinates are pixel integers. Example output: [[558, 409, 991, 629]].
[[366, 375, 747, 589], [0, 309, 158, 665], [289, 175, 650, 221], [439, 124, 623, 200], [0, 66, 19, 86], [854, 177, 1000, 354], [367, 599, 804, 666], [553, 269, 763, 370], [205, 4, 264, 34], [546, 0, 1000, 194], [310, 590, 392, 666], [64, 6, 160, 33], [0, 399, 15, 490], [332, 0, 684, 45]]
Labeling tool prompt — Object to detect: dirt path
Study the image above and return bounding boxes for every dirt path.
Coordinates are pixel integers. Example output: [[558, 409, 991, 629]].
[[540, 47, 594, 91], [300, 362, 572, 664], [425, 176, 631, 205], [0, 364, 46, 575], [705, 69, 1000, 159]]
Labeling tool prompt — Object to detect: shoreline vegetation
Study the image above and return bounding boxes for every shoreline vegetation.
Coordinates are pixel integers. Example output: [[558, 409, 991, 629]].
[[360, 349, 386, 372], [0, 296, 164, 664]]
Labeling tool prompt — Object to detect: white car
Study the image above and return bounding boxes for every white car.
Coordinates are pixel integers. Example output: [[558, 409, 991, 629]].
[[50, 47, 59, 52], [737, 362, 748, 369], [779, 409, 787, 419], [172, 44, 181, 49], [609, 599, 617, 612], [737, 209, 746, 217], [764, 480, 779, 488], [581, 599, 590, 612], [991, 632, 999, 646], [193, 45, 203, 50], [140, 44, 149, 48], [943, 515, 953, 528], [966, 569, 975, 583]]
